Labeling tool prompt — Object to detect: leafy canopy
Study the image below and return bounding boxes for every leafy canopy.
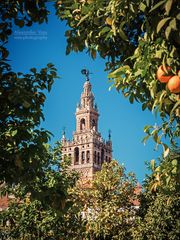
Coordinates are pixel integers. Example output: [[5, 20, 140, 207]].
[[56, 0, 180, 151], [0, 144, 78, 240], [65, 161, 139, 240], [0, 0, 58, 187], [133, 149, 180, 240]]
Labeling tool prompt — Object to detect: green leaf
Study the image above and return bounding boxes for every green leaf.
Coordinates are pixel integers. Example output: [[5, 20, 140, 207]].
[[129, 94, 134, 104], [163, 147, 169, 158], [144, 125, 151, 133], [149, 80, 157, 99], [153, 131, 159, 143], [155, 166, 160, 172], [146, 0, 150, 7], [172, 167, 177, 174], [165, 26, 171, 39], [142, 102, 147, 111], [50, 71, 57, 77], [176, 13, 180, 20], [140, 2, 146, 12], [11, 130, 18, 137], [1, 47, 9, 59], [170, 101, 179, 118], [159, 90, 167, 103], [77, 14, 89, 26], [118, 28, 128, 41], [165, 0, 173, 15], [23, 101, 31, 108], [108, 65, 130, 78], [172, 159, 177, 166], [155, 50, 163, 59], [134, 69, 143, 77], [47, 63, 54, 68], [169, 18, 177, 30], [63, 10, 71, 17], [166, 175, 171, 184], [150, 159, 155, 171], [157, 17, 171, 33], [15, 19, 24, 28], [15, 156, 23, 169], [100, 26, 111, 35], [30, 68, 36, 73], [142, 134, 150, 145], [149, 0, 166, 13], [162, 143, 169, 157], [90, 49, 96, 59]]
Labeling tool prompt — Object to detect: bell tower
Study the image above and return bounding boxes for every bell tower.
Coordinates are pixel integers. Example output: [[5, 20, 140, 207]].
[[61, 69, 112, 182], [76, 74, 98, 133]]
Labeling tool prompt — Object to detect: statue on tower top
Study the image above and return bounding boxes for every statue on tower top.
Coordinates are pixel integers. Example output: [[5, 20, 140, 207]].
[[81, 69, 90, 81]]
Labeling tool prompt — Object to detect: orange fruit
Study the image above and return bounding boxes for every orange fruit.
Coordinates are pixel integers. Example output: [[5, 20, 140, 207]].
[[156, 65, 172, 83], [167, 75, 180, 93], [106, 17, 113, 26]]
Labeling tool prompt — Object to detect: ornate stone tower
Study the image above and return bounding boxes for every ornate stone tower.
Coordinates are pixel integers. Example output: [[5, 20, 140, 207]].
[[61, 69, 112, 181]]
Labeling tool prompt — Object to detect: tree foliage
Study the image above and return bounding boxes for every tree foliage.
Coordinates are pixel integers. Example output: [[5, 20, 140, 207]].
[[134, 194, 180, 240], [0, 64, 58, 185], [0, 2, 78, 239], [55, 4, 180, 238], [64, 161, 138, 240], [0, 3, 79, 235], [56, 0, 180, 150], [1, 1, 179, 239], [0, 143, 78, 240], [0, 0, 59, 187], [133, 149, 180, 240]]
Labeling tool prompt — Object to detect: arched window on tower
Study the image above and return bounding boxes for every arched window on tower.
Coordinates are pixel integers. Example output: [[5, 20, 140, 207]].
[[81, 151, 85, 164], [80, 118, 86, 130], [101, 149, 104, 165], [94, 151, 97, 164], [97, 152, 100, 165], [68, 153, 72, 160], [92, 119, 97, 131], [87, 151, 90, 163], [74, 147, 79, 165]]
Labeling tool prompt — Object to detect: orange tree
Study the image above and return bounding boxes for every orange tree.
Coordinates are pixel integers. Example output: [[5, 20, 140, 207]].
[[56, 0, 179, 150], [55, 0, 180, 190], [132, 149, 180, 239]]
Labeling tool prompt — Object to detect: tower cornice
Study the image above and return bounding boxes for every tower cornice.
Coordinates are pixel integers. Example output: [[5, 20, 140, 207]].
[[76, 108, 99, 116]]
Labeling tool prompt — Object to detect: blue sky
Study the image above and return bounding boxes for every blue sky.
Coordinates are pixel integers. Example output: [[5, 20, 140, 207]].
[[7, 6, 162, 183]]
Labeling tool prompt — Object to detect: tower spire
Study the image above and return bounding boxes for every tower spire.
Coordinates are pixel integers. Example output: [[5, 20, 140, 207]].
[[61, 127, 66, 141], [108, 129, 111, 141]]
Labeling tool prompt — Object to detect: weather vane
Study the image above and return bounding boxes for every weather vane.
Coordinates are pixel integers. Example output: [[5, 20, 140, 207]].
[[81, 68, 90, 81]]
